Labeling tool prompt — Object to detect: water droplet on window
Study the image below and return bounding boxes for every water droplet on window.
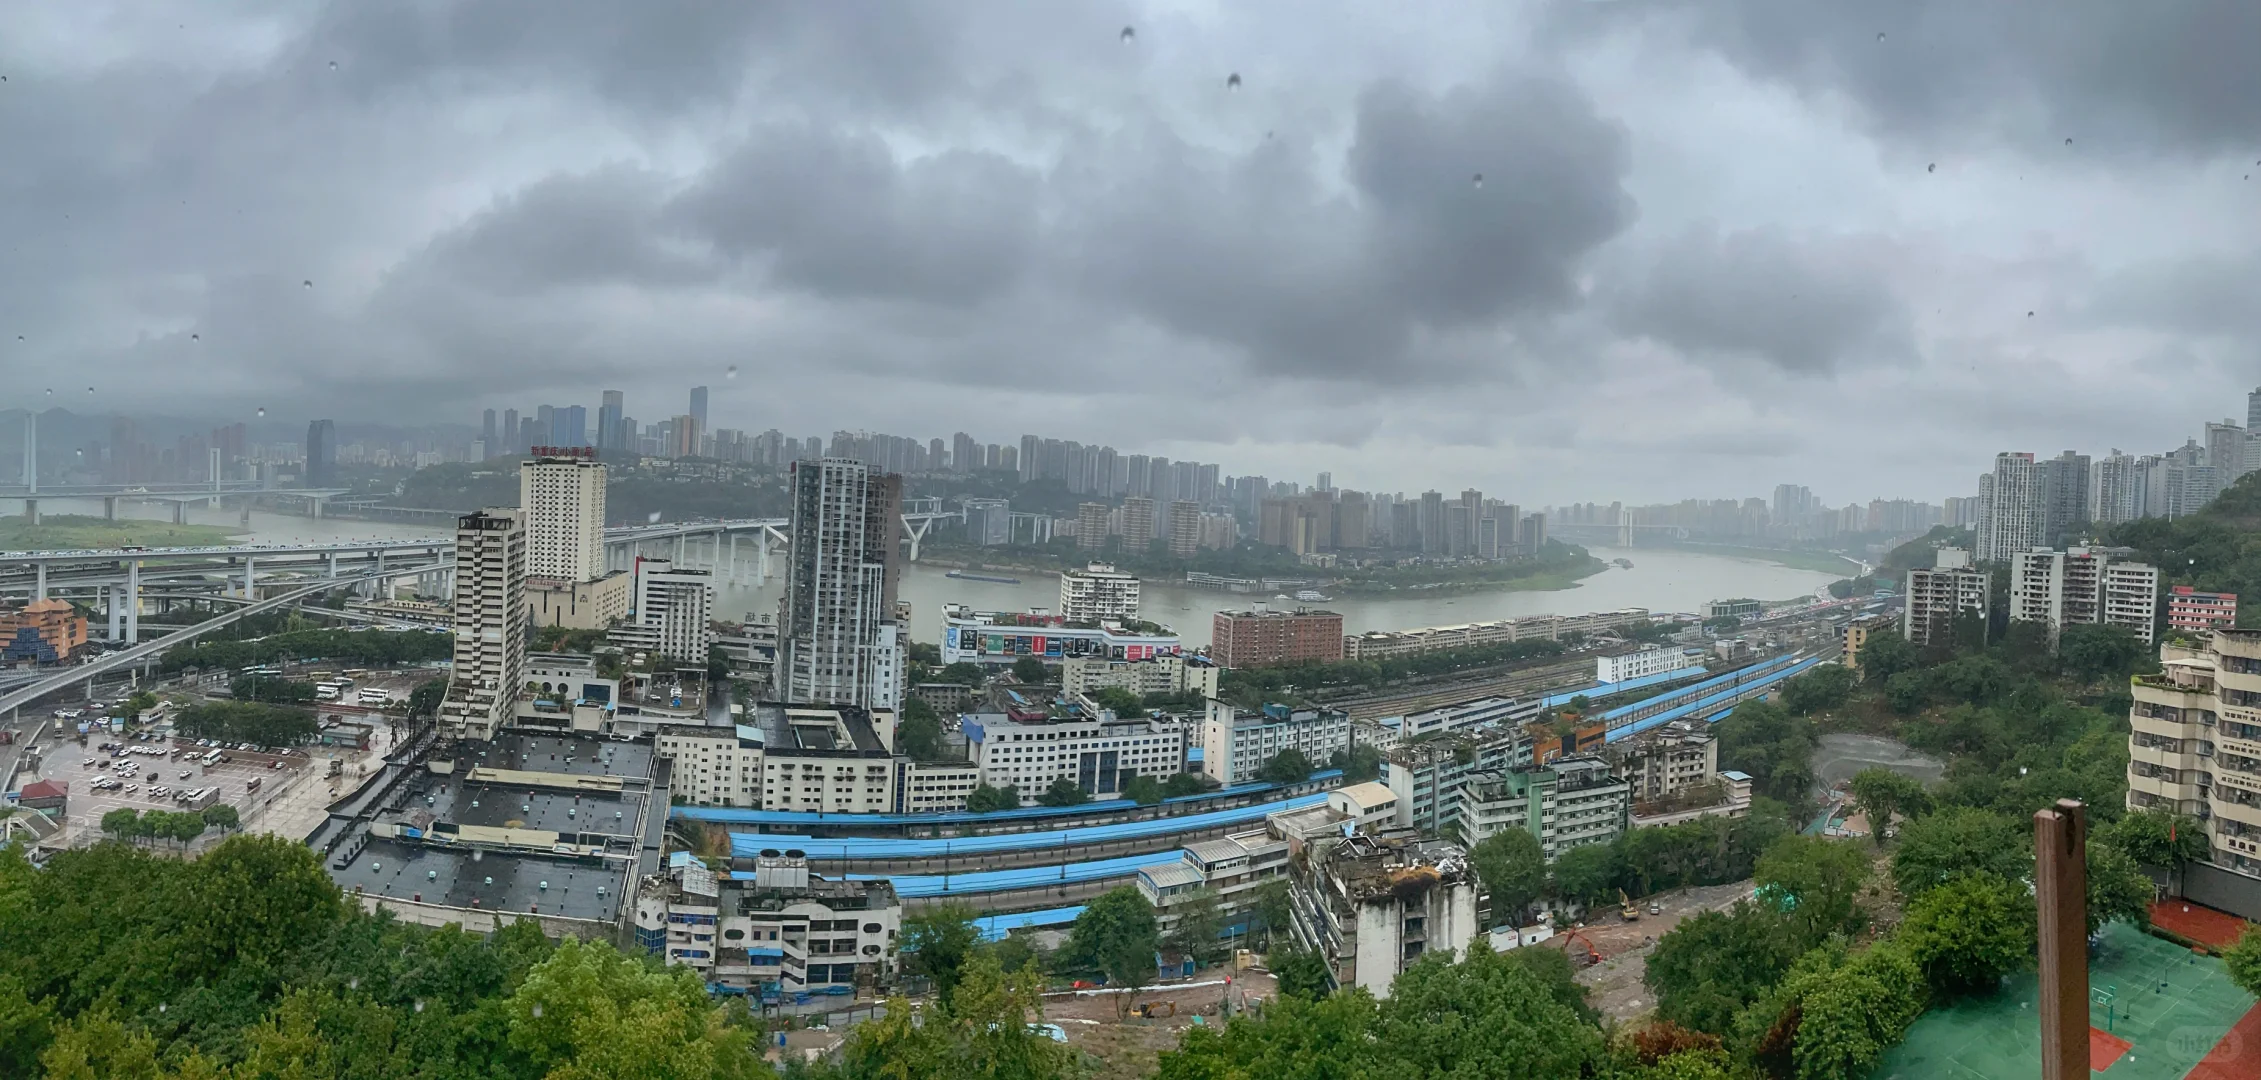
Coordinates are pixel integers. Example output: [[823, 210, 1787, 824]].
[[1876, 32, 1885, 41], [1226, 73, 1241, 90], [1472, 173, 1484, 189], [726, 364, 738, 379], [2026, 311, 2034, 318], [302, 280, 313, 289], [1926, 163, 1936, 173], [414, 1000, 425, 1013], [256, 407, 266, 417], [1120, 26, 1134, 43], [87, 387, 94, 395], [328, 60, 339, 70], [532, 1002, 545, 1018], [190, 333, 200, 341], [2064, 137, 2072, 146]]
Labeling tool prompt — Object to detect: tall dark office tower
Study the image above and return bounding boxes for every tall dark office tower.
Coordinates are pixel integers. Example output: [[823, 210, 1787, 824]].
[[305, 420, 336, 487], [503, 409, 520, 454], [536, 405, 555, 446], [481, 409, 497, 457], [562, 405, 587, 447], [689, 386, 708, 434], [518, 417, 540, 453], [598, 390, 624, 451], [779, 458, 902, 708]]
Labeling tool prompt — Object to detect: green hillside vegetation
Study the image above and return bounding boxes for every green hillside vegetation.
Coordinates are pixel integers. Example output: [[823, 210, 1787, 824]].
[[0, 514, 241, 552], [2106, 469, 2261, 627]]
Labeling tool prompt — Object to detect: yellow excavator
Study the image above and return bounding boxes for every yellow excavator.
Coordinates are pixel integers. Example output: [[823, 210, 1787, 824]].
[[1620, 889, 1640, 921]]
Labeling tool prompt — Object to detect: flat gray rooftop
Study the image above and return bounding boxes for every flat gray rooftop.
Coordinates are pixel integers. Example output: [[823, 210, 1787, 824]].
[[332, 836, 625, 922]]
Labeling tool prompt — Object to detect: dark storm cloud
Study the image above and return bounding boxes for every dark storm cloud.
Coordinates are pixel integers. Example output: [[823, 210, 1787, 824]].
[[670, 125, 1044, 306], [1555, 0, 2261, 157], [406, 167, 713, 296], [1073, 74, 1635, 381], [1610, 226, 1911, 374]]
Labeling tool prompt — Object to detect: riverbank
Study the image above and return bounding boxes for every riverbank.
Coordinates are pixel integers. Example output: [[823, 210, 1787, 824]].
[[1332, 555, 1609, 596], [915, 546, 1608, 598], [0, 515, 244, 552], [1654, 542, 1858, 577]]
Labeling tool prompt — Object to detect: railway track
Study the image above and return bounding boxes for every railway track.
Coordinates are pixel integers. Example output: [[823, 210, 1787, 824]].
[[1317, 658, 1598, 720]]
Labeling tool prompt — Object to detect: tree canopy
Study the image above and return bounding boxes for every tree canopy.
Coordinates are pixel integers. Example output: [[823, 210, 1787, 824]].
[[1467, 827, 1546, 926]]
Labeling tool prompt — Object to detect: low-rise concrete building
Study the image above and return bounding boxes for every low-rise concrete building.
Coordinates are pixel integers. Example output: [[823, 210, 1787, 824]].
[[1201, 701, 1350, 785], [1288, 829, 1478, 999], [1460, 757, 1629, 860], [1060, 654, 1220, 699], [1136, 826, 1291, 934], [966, 709, 1187, 799], [632, 853, 900, 997]]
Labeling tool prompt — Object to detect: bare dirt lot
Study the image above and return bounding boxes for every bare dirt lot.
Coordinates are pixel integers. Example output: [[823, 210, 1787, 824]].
[[1043, 969, 1278, 1075], [1554, 880, 1758, 1023]]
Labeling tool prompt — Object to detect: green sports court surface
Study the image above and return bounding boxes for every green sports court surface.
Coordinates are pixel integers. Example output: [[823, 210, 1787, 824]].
[[1869, 923, 2258, 1079]]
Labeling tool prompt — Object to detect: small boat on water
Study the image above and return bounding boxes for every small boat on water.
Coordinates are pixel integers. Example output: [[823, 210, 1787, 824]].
[[1294, 589, 1333, 603], [1613, 558, 1634, 569], [947, 570, 1022, 585]]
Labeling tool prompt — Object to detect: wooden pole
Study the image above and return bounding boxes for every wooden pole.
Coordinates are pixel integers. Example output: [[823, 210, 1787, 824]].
[[2036, 798, 2088, 1080]]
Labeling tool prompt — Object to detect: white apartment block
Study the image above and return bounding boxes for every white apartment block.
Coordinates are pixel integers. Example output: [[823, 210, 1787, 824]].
[[1058, 563, 1142, 622], [2127, 633, 2261, 877], [1459, 757, 1630, 860], [967, 712, 1187, 798], [635, 559, 716, 664], [1903, 546, 1991, 648], [1977, 451, 2041, 564], [2010, 546, 2160, 646], [1060, 654, 1220, 699], [521, 453, 608, 582], [760, 706, 900, 814], [1137, 827, 1291, 933], [900, 761, 983, 813], [632, 855, 900, 995], [439, 509, 527, 741], [1595, 646, 1701, 684], [1201, 702, 1352, 786], [863, 621, 904, 715], [1607, 721, 1720, 802], [654, 724, 765, 807]]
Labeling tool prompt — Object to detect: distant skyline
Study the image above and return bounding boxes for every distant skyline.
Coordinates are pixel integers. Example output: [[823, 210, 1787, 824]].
[[7, 3, 2261, 505]]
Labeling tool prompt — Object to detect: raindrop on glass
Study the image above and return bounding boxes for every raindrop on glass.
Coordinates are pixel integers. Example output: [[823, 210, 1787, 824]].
[[190, 333, 200, 341], [1472, 173, 1484, 189], [87, 387, 94, 395], [726, 364, 738, 380], [2026, 311, 2035, 318], [2064, 137, 2072, 146], [1226, 73, 1241, 90], [1876, 32, 1884, 41], [531, 1003, 545, 1019], [349, 977, 360, 990], [1119, 26, 1134, 43], [328, 60, 339, 70], [256, 407, 266, 417], [302, 280, 313, 289], [414, 1000, 425, 1014], [159, 1003, 167, 1013], [1926, 163, 1936, 173]]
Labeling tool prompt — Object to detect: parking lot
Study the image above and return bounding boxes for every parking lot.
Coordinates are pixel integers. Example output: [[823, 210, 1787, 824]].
[[20, 730, 314, 848]]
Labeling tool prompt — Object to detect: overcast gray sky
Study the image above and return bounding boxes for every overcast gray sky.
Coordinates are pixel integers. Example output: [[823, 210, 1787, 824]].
[[5, 1, 2260, 507]]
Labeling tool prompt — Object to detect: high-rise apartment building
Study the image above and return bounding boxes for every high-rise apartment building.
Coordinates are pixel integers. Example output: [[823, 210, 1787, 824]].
[[780, 459, 902, 709], [1903, 546, 1990, 647], [598, 390, 624, 451], [952, 432, 978, 474], [2089, 450, 2144, 525], [481, 410, 498, 457], [688, 386, 708, 435], [1169, 500, 1201, 559], [2126, 629, 2261, 877], [520, 451, 607, 582], [502, 409, 520, 455], [1119, 497, 1156, 552], [1976, 452, 2040, 563], [439, 509, 527, 741], [304, 420, 336, 487], [1059, 563, 1141, 623], [2038, 450, 2089, 546], [1417, 491, 1446, 555], [634, 558, 716, 664], [2009, 546, 2159, 646], [1075, 502, 1110, 551], [2207, 420, 2249, 496]]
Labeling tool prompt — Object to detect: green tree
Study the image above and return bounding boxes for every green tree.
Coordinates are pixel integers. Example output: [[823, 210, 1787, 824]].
[[2055, 623, 2150, 681], [1889, 807, 2028, 899], [1901, 874, 2036, 995], [201, 804, 241, 833], [2095, 807, 2208, 867], [938, 661, 988, 687], [1779, 665, 1856, 716], [1855, 631, 1921, 687], [1122, 774, 1165, 805], [1088, 686, 1144, 714], [1063, 887, 1160, 1013], [1784, 942, 1927, 1080], [1327, 744, 1384, 784], [1163, 773, 1210, 798], [1755, 836, 1871, 947], [1646, 903, 1801, 1035], [1549, 842, 1622, 908], [1256, 748, 1315, 785], [405, 677, 447, 719], [2225, 924, 2261, 998], [1376, 944, 1606, 1079], [896, 697, 949, 762], [1156, 989, 1376, 1080], [1266, 947, 1334, 1002], [98, 808, 140, 841], [1250, 878, 1293, 948], [509, 938, 757, 1080], [1714, 701, 1817, 802], [903, 903, 983, 1007], [1037, 778, 1090, 807], [1883, 670, 1931, 714], [1846, 767, 1930, 847], [0, 975, 54, 1079], [966, 784, 1020, 812], [1469, 827, 1547, 926], [2084, 842, 2154, 936], [832, 954, 1069, 1080], [1011, 656, 1049, 684], [1167, 889, 1226, 963]]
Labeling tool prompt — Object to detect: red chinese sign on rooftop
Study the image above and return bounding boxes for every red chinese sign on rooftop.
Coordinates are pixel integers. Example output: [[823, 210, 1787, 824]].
[[529, 446, 598, 460]]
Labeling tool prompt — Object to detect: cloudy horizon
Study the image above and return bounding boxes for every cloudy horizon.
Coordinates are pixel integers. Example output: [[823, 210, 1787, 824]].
[[6, 1, 2261, 507]]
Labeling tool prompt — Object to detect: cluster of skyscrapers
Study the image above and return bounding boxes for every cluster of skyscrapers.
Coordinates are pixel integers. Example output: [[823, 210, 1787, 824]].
[[479, 387, 709, 461], [1965, 387, 2261, 563]]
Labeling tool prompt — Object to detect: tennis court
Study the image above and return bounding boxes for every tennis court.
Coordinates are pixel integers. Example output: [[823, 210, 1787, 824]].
[[1869, 922, 2258, 1079]]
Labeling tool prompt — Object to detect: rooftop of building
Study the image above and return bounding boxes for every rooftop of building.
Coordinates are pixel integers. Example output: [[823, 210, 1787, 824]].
[[331, 835, 625, 922], [746, 702, 889, 756], [1332, 781, 1397, 811], [1215, 608, 1342, 619], [1138, 862, 1206, 891], [1322, 829, 1470, 903]]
